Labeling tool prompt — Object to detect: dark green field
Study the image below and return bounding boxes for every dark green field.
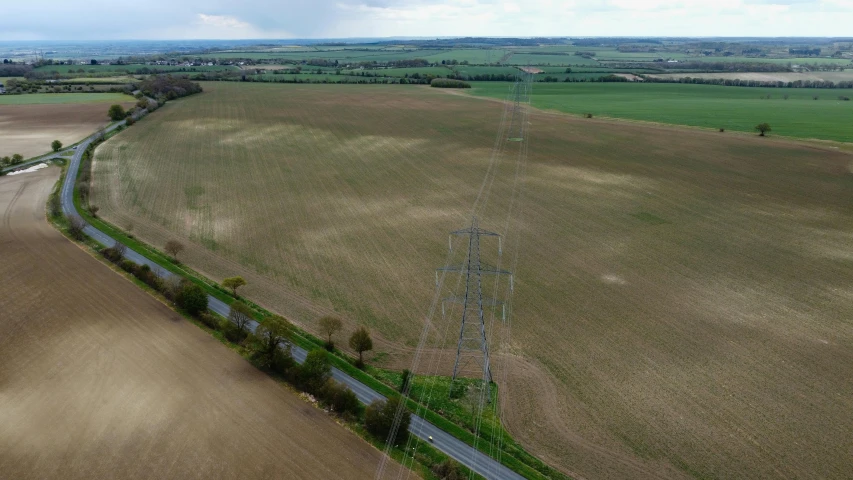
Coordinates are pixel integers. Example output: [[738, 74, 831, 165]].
[[471, 82, 853, 142]]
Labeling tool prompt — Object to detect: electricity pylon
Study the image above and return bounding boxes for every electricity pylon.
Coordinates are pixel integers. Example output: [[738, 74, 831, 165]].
[[437, 217, 512, 398]]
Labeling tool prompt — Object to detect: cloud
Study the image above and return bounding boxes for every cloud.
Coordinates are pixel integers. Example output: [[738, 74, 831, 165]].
[[196, 14, 252, 29], [0, 0, 852, 40]]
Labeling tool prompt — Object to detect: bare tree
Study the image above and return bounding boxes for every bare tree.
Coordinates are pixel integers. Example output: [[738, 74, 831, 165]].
[[318, 316, 343, 346], [48, 194, 61, 217], [113, 240, 127, 260], [229, 301, 254, 333], [67, 216, 86, 240], [164, 240, 184, 260]]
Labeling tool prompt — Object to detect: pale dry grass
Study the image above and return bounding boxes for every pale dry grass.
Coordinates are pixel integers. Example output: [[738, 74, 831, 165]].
[[93, 82, 853, 479]]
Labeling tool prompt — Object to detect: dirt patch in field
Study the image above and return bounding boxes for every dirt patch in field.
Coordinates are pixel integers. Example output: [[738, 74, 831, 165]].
[[0, 168, 410, 480], [614, 73, 644, 81], [92, 82, 853, 480], [518, 67, 544, 74], [0, 102, 132, 159]]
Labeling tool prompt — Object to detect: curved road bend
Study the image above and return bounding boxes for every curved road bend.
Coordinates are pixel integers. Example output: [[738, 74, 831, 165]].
[[59, 122, 525, 480]]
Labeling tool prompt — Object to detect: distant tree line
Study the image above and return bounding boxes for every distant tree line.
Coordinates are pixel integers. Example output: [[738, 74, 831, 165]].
[[572, 38, 662, 46], [377, 36, 566, 47], [789, 48, 821, 56], [652, 61, 794, 72], [430, 78, 471, 88], [0, 64, 32, 76], [642, 75, 853, 89]]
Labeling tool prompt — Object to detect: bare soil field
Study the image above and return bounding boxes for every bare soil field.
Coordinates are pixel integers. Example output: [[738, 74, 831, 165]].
[[0, 167, 409, 480], [518, 66, 544, 74], [649, 70, 853, 83], [0, 100, 133, 159], [92, 82, 853, 479]]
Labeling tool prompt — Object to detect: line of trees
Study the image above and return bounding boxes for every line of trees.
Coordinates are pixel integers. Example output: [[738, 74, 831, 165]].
[[789, 48, 821, 56], [0, 64, 32, 76], [0, 154, 25, 167], [642, 75, 853, 89], [91, 231, 401, 435], [430, 78, 471, 89]]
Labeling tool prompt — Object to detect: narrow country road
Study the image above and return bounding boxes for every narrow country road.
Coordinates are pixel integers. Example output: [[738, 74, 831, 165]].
[[58, 118, 525, 480]]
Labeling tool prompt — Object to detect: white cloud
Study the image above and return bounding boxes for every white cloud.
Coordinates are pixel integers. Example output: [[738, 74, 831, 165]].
[[196, 14, 252, 29], [1, 0, 853, 39]]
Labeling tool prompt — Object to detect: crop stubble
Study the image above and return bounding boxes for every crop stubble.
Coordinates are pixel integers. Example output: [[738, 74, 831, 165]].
[[92, 82, 853, 479], [0, 167, 410, 480]]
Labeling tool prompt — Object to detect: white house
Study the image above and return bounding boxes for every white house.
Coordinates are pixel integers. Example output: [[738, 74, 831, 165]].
[[0, 83, 6, 94]]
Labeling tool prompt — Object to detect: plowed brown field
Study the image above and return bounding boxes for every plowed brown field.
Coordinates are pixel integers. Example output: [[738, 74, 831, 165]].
[[91, 82, 853, 479], [0, 167, 409, 480], [0, 101, 132, 159]]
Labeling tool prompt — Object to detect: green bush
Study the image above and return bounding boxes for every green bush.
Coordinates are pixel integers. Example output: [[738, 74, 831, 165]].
[[319, 379, 361, 418], [47, 194, 61, 217], [100, 245, 125, 263], [108, 104, 126, 121], [300, 349, 332, 394], [198, 312, 220, 330], [271, 347, 296, 376], [432, 459, 465, 480], [132, 264, 163, 291], [365, 396, 410, 446], [221, 319, 247, 343], [175, 281, 208, 316]]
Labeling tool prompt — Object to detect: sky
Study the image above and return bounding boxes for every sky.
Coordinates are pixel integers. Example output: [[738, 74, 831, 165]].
[[2, 0, 853, 40]]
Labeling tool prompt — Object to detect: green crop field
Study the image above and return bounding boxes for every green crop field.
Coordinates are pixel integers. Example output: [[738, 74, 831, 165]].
[[451, 65, 522, 76], [255, 73, 378, 82], [34, 64, 121, 74], [418, 49, 510, 64], [61, 76, 137, 83], [33, 64, 239, 76], [0, 92, 133, 105], [350, 66, 452, 77], [265, 49, 447, 63], [595, 51, 690, 61], [471, 82, 853, 142], [505, 53, 601, 66], [91, 81, 853, 480]]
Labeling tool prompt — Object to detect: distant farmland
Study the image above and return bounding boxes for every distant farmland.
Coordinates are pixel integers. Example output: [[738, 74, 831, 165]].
[[92, 82, 853, 480], [470, 82, 853, 143]]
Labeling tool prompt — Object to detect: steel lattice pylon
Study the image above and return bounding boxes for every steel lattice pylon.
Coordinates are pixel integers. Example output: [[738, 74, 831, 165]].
[[438, 217, 512, 397]]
